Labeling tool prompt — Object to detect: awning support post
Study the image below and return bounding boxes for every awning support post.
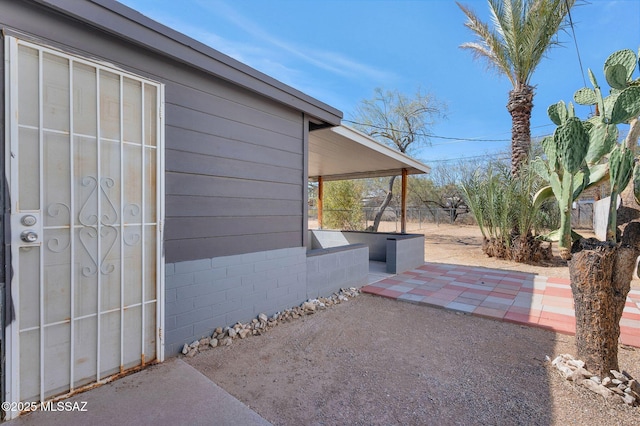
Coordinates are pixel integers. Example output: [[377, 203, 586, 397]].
[[401, 168, 407, 234], [318, 176, 323, 229]]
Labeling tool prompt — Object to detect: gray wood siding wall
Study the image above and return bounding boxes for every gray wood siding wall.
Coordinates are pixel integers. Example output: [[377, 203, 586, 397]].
[[1, 0, 306, 264], [163, 75, 305, 262], [0, 33, 6, 287]]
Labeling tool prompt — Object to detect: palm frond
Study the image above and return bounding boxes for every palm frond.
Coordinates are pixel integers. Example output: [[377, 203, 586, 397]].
[[457, 1, 515, 85], [488, 0, 520, 71], [458, 0, 577, 89], [517, 0, 576, 85]]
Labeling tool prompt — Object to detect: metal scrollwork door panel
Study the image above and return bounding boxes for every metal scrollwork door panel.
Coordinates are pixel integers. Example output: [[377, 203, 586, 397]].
[[5, 37, 164, 415]]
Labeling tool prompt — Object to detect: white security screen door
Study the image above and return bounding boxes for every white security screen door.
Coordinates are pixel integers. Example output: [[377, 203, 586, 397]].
[[5, 37, 164, 414]]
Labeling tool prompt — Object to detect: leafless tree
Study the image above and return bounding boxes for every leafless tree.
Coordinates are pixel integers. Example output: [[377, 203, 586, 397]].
[[349, 87, 446, 231]]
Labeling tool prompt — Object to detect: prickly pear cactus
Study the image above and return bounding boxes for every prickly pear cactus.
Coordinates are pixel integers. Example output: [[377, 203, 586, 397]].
[[585, 120, 617, 165], [534, 48, 640, 258], [604, 49, 637, 89], [610, 146, 634, 194], [534, 103, 592, 259], [573, 87, 597, 105], [573, 48, 640, 124], [606, 145, 635, 240], [610, 86, 640, 124], [555, 117, 589, 174]]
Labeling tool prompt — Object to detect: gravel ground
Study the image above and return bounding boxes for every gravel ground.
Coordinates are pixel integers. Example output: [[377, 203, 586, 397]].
[[186, 295, 640, 425], [186, 223, 640, 425]]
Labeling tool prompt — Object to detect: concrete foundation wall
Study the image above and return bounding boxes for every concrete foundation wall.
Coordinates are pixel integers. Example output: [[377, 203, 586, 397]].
[[338, 232, 388, 262], [308, 230, 350, 251], [308, 230, 395, 261], [387, 235, 425, 274], [165, 230, 425, 356], [306, 244, 369, 299], [164, 243, 370, 356], [309, 229, 424, 273], [309, 229, 388, 260], [164, 247, 307, 355]]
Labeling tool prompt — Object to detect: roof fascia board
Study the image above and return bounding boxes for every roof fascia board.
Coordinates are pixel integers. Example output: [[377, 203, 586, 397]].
[[30, 0, 342, 126], [309, 168, 426, 182]]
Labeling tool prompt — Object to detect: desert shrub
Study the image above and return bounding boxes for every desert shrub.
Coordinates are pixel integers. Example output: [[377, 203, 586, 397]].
[[323, 180, 366, 231], [460, 161, 552, 263]]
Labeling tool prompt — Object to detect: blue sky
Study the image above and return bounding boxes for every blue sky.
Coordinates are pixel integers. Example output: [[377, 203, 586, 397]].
[[118, 0, 640, 165]]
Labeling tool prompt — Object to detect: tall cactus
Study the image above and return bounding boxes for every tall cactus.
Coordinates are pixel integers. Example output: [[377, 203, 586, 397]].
[[588, 49, 640, 242], [532, 101, 608, 259], [532, 47, 640, 380], [606, 145, 635, 240], [533, 48, 640, 259]]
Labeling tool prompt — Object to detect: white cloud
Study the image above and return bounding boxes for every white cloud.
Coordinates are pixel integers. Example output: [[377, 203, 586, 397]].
[[194, 0, 397, 83]]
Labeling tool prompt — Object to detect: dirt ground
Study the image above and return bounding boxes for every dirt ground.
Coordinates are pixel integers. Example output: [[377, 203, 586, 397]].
[[185, 223, 640, 425], [411, 223, 639, 286]]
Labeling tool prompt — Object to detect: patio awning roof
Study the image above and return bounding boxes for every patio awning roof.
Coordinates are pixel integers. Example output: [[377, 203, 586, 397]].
[[308, 125, 430, 181]]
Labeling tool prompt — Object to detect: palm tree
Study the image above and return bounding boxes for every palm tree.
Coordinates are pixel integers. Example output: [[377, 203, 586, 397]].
[[457, 0, 576, 175]]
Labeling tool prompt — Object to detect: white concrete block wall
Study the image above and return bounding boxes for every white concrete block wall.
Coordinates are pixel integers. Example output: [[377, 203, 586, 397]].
[[387, 235, 425, 273], [306, 245, 368, 299], [593, 197, 611, 240], [164, 247, 306, 355]]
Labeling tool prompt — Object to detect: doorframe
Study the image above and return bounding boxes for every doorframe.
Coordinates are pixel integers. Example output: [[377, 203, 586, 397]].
[[3, 35, 165, 418]]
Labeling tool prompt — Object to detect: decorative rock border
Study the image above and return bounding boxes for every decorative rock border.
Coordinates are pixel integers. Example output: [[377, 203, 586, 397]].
[[181, 288, 361, 358], [550, 353, 640, 406]]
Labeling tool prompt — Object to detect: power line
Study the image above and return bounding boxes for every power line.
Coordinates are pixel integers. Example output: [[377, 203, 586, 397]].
[[343, 119, 509, 141], [342, 119, 554, 143], [565, 0, 588, 89], [419, 153, 510, 164], [430, 132, 552, 147]]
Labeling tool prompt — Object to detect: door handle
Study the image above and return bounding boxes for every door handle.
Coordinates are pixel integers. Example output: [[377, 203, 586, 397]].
[[21, 230, 38, 243]]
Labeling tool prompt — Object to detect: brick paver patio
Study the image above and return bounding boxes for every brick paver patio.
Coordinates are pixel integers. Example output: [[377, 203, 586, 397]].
[[362, 262, 640, 348]]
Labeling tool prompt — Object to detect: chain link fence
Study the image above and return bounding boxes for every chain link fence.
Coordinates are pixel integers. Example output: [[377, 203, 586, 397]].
[[309, 202, 594, 232], [308, 207, 474, 232]]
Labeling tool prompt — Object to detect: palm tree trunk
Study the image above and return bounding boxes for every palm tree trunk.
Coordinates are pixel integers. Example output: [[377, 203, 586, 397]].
[[507, 85, 534, 176]]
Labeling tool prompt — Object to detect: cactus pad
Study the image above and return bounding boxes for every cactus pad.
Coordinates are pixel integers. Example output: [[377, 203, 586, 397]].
[[541, 135, 558, 170], [573, 87, 597, 105], [542, 47, 639, 248], [588, 69, 598, 89], [603, 89, 622, 120], [604, 49, 637, 82], [585, 122, 618, 165], [547, 101, 566, 125], [609, 146, 634, 193], [605, 64, 631, 90], [610, 86, 640, 124], [554, 117, 589, 174]]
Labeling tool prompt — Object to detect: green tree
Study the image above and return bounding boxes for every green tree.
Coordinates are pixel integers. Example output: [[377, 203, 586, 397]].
[[323, 180, 365, 231], [458, 0, 577, 175], [349, 87, 446, 231]]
